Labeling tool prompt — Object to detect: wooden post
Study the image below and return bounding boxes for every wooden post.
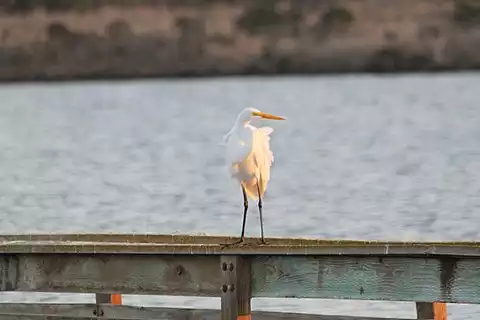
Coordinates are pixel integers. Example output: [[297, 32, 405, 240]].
[[220, 256, 252, 320], [433, 303, 447, 320], [95, 293, 122, 316], [110, 294, 122, 305], [416, 302, 447, 320], [95, 293, 122, 305]]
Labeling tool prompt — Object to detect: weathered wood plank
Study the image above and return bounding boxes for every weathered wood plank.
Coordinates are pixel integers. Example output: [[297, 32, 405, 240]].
[[0, 303, 421, 320], [0, 233, 474, 249], [0, 234, 479, 257], [0, 317, 90, 320], [0, 254, 220, 296], [0, 303, 95, 318], [252, 256, 480, 304], [1, 251, 477, 304]]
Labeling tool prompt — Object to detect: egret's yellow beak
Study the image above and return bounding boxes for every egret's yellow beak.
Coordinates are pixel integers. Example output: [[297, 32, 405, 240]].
[[252, 111, 285, 120]]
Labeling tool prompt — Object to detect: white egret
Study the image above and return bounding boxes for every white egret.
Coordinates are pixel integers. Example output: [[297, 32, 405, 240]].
[[223, 107, 285, 244]]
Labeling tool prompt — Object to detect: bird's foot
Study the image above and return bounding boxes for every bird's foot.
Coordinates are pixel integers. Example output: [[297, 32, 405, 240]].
[[220, 238, 245, 249]]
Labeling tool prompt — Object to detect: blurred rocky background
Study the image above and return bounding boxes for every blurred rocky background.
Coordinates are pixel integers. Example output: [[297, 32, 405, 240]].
[[0, 0, 479, 80]]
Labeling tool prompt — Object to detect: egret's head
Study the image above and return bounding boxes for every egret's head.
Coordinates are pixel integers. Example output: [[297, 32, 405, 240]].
[[240, 107, 286, 122]]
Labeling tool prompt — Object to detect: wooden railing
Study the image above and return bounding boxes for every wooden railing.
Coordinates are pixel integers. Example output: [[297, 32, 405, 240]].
[[1, 233, 477, 319]]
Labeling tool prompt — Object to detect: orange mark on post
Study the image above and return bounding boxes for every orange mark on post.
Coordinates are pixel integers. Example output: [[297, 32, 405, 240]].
[[237, 315, 251, 320], [433, 302, 447, 320], [110, 294, 122, 305]]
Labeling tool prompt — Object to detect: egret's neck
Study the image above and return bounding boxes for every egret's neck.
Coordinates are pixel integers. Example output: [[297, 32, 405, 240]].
[[225, 117, 249, 142], [234, 116, 250, 130]]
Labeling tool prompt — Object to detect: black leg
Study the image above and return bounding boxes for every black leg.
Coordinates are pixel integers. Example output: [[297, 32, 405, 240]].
[[256, 183, 266, 244], [238, 185, 248, 243], [220, 186, 249, 248]]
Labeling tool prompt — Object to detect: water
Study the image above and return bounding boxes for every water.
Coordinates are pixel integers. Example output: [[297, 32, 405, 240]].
[[0, 73, 479, 318]]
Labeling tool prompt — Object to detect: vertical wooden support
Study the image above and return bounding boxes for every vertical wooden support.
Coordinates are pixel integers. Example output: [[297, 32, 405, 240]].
[[416, 302, 447, 320], [95, 293, 122, 316], [95, 293, 122, 305], [220, 256, 252, 320], [433, 303, 447, 320]]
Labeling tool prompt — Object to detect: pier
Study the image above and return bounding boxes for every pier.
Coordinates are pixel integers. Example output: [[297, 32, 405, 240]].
[[1, 234, 479, 319]]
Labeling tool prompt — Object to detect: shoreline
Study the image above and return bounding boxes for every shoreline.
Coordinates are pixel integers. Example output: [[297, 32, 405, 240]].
[[0, 68, 479, 85]]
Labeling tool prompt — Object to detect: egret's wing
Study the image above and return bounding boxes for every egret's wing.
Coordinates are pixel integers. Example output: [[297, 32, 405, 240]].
[[258, 127, 273, 167], [225, 131, 252, 165], [251, 126, 274, 194]]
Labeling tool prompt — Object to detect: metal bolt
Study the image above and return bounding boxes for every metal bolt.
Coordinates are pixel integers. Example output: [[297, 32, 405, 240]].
[[222, 262, 227, 271], [228, 284, 235, 292], [221, 285, 228, 292], [228, 263, 234, 271], [93, 309, 104, 316], [176, 265, 184, 276]]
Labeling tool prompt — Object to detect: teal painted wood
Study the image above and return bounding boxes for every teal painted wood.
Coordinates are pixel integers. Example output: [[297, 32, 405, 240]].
[[0, 254, 221, 296], [251, 256, 480, 304]]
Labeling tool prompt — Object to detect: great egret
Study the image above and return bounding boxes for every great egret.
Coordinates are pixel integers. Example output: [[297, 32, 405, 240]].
[[223, 107, 285, 244]]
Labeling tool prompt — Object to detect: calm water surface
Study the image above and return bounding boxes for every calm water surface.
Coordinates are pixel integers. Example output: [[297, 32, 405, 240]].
[[0, 73, 479, 318]]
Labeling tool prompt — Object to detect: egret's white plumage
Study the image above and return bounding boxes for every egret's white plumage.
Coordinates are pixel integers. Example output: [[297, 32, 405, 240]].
[[223, 107, 285, 243], [224, 107, 283, 199]]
